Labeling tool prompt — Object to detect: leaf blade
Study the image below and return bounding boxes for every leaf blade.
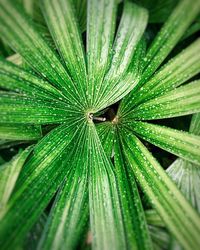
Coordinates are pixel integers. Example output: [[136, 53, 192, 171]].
[[127, 80, 200, 120], [128, 121, 200, 165], [121, 130, 200, 249], [0, 124, 41, 140]]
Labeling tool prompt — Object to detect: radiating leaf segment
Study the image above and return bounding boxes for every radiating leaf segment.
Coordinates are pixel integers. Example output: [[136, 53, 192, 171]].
[[0, 0, 200, 249]]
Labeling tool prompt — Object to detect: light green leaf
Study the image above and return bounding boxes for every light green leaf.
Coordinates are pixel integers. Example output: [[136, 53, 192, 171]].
[[141, 0, 200, 83], [114, 137, 153, 249], [41, 0, 88, 107], [167, 158, 200, 213], [95, 2, 148, 110], [128, 121, 200, 165], [0, 122, 80, 249], [149, 226, 170, 250], [0, 0, 82, 105], [145, 210, 164, 227], [121, 130, 200, 249], [120, 38, 200, 114], [7, 53, 22, 65], [118, 39, 147, 114], [0, 92, 82, 125], [38, 124, 89, 250], [0, 124, 41, 140], [126, 80, 200, 120], [0, 147, 32, 215], [88, 123, 126, 250], [86, 0, 117, 107]]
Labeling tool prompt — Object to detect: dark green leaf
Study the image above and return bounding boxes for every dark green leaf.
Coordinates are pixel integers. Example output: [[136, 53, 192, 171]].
[[0, 124, 41, 140]]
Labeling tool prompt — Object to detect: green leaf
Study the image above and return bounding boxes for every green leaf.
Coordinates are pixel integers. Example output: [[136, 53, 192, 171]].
[[167, 158, 200, 213], [88, 123, 127, 250], [0, 92, 82, 125], [120, 38, 200, 114], [0, 123, 80, 249], [75, 0, 87, 32], [38, 124, 89, 250], [145, 210, 164, 227], [24, 213, 47, 250], [0, 140, 28, 150], [166, 113, 200, 212], [118, 39, 147, 114], [190, 112, 200, 136], [86, 0, 117, 107], [121, 130, 200, 249], [181, 16, 200, 40], [94, 2, 148, 110], [135, 0, 178, 23], [149, 226, 170, 250], [41, 0, 88, 107], [0, 147, 32, 216], [128, 121, 200, 165], [96, 121, 115, 157], [0, 0, 82, 105], [114, 137, 153, 249], [0, 59, 65, 101], [126, 80, 200, 120], [0, 124, 41, 140], [140, 0, 200, 83]]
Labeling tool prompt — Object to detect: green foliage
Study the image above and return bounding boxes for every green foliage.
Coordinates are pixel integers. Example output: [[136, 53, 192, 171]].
[[0, 0, 200, 250]]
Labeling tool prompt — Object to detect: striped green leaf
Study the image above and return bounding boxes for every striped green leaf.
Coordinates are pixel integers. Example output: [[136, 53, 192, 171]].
[[126, 80, 200, 120], [190, 112, 200, 136], [95, 2, 148, 110], [166, 114, 200, 248], [145, 210, 164, 227], [167, 113, 200, 212], [118, 39, 147, 115], [0, 92, 82, 125], [141, 0, 200, 83], [0, 124, 41, 140], [149, 226, 170, 250], [0, 122, 80, 249], [167, 158, 200, 213], [0, 147, 32, 215], [41, 0, 88, 107], [86, 0, 117, 107], [0, 0, 82, 105], [0, 59, 65, 101], [96, 121, 115, 157], [128, 121, 200, 165], [38, 124, 89, 250], [88, 123, 127, 250], [120, 38, 200, 114], [121, 130, 200, 249], [114, 137, 153, 250]]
